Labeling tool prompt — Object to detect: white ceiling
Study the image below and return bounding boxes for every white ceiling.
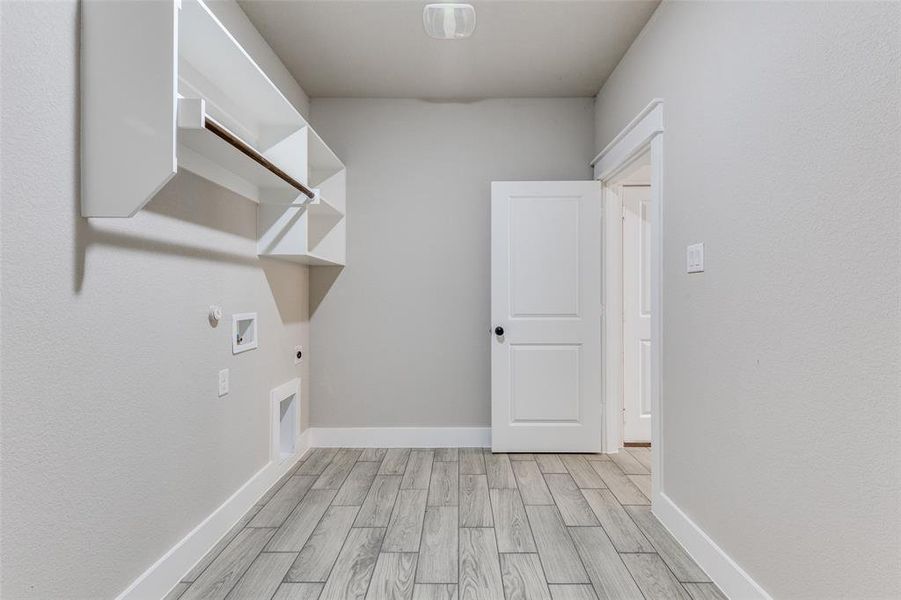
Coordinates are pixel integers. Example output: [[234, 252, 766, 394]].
[[238, 0, 660, 99]]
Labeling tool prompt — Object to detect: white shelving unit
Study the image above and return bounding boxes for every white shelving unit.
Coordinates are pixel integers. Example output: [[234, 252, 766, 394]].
[[81, 0, 346, 267]]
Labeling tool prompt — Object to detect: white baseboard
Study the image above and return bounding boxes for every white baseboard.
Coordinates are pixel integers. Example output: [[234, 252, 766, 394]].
[[654, 492, 771, 600], [115, 428, 312, 600], [310, 426, 491, 448]]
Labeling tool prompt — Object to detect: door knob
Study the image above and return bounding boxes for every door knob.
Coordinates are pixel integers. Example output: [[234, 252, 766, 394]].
[[494, 326, 505, 336]]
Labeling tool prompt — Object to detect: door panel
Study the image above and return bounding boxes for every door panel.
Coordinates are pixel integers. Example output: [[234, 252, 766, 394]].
[[510, 197, 581, 317], [491, 181, 602, 452], [623, 185, 652, 443], [511, 344, 581, 422]]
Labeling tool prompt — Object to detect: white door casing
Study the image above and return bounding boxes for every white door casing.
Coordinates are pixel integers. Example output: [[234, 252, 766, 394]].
[[622, 185, 652, 442], [593, 98, 662, 496], [491, 181, 603, 452]]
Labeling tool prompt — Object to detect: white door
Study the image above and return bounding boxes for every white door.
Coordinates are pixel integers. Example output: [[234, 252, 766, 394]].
[[491, 181, 602, 452], [622, 185, 652, 443]]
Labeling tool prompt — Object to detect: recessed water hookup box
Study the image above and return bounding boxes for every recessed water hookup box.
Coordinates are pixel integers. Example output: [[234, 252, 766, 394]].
[[232, 313, 258, 354]]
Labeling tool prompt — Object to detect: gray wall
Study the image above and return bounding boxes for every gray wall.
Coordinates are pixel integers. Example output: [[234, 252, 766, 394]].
[[0, 2, 312, 598], [594, 2, 900, 598], [308, 98, 594, 427]]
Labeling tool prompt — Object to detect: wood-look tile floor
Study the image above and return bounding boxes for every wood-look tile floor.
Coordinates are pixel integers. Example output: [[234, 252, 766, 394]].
[[168, 447, 725, 600]]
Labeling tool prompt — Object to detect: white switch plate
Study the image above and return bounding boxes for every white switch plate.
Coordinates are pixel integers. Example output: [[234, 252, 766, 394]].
[[687, 243, 705, 273], [218, 369, 229, 397], [294, 345, 304, 365]]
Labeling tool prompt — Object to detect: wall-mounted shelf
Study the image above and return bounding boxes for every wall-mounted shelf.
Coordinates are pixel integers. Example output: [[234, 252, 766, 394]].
[[308, 128, 344, 188], [176, 98, 314, 202], [81, 0, 346, 267], [258, 168, 346, 266]]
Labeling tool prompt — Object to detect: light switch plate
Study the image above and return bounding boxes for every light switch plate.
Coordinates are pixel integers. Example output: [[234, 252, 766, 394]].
[[294, 345, 304, 365], [687, 243, 705, 273], [218, 369, 229, 397]]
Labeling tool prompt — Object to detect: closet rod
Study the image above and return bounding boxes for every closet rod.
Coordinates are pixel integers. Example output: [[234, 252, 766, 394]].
[[204, 116, 315, 200]]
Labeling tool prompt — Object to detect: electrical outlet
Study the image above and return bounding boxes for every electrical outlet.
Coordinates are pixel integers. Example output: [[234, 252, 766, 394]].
[[294, 345, 304, 365], [218, 369, 229, 397]]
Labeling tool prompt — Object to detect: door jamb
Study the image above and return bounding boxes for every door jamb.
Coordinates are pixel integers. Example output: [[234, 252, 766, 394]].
[[602, 184, 624, 454], [592, 99, 664, 505]]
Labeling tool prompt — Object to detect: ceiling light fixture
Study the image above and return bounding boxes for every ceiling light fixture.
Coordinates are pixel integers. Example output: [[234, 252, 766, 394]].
[[423, 3, 476, 40]]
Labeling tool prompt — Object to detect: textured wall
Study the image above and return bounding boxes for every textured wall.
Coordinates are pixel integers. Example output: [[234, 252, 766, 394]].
[[0, 1, 311, 598], [308, 98, 595, 428], [594, 2, 901, 597]]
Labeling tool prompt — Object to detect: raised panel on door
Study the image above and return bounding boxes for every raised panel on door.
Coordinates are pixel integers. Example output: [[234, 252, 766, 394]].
[[510, 196, 581, 318], [491, 181, 601, 453], [510, 344, 581, 423]]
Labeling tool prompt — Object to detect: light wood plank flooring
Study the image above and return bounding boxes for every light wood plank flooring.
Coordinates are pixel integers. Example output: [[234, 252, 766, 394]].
[[170, 447, 723, 600]]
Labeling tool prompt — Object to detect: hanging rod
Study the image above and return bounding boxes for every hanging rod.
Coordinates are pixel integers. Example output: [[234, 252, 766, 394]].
[[204, 116, 315, 200]]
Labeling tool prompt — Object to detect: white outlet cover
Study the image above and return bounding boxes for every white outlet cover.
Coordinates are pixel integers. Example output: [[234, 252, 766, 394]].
[[218, 369, 229, 397], [294, 345, 304, 365]]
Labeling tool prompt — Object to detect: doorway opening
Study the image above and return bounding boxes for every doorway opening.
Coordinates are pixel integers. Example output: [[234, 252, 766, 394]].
[[611, 153, 652, 447], [593, 99, 663, 503]]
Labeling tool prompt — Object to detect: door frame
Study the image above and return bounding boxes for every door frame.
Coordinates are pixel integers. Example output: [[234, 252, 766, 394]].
[[591, 99, 664, 503]]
